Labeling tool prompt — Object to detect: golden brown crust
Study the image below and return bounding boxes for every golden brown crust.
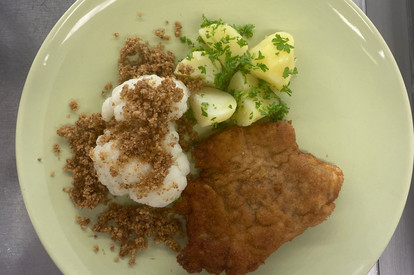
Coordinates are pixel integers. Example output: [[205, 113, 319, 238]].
[[175, 121, 344, 275]]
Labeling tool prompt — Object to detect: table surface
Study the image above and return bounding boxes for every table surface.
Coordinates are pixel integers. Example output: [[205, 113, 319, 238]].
[[1, 0, 413, 274]]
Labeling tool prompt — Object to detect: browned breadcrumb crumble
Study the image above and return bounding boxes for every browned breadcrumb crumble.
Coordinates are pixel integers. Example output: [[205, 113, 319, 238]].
[[177, 63, 194, 75], [118, 37, 175, 84], [98, 78, 184, 196], [91, 203, 183, 265], [114, 33, 119, 38], [165, 20, 169, 25], [93, 245, 99, 253], [174, 22, 182, 37], [50, 171, 55, 177], [176, 116, 198, 152], [37, 158, 42, 162], [104, 82, 113, 90], [58, 34, 189, 266], [137, 13, 142, 18], [76, 216, 91, 229], [176, 76, 204, 92], [154, 28, 171, 41], [57, 113, 108, 208], [69, 100, 79, 111], [53, 144, 61, 155]]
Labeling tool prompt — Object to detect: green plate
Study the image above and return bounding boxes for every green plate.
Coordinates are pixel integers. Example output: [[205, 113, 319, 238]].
[[16, 0, 414, 274]]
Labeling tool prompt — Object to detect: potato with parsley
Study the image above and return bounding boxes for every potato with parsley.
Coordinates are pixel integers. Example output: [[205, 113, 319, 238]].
[[174, 51, 222, 87], [228, 72, 287, 126], [249, 32, 296, 91], [199, 24, 248, 60], [190, 87, 236, 127]]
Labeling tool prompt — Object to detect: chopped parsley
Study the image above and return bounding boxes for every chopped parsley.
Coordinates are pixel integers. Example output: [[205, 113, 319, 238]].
[[231, 23, 255, 38], [180, 36, 194, 47], [201, 102, 209, 117], [201, 14, 224, 28], [272, 34, 294, 53], [282, 66, 298, 78], [228, 104, 233, 109], [198, 65, 207, 74]]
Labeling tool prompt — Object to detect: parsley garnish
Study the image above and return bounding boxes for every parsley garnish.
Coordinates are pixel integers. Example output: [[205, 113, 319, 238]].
[[237, 38, 248, 47], [282, 66, 298, 78], [231, 23, 255, 38], [180, 36, 194, 47], [272, 34, 294, 53], [201, 14, 224, 28], [228, 104, 233, 109], [186, 51, 194, 61], [260, 98, 289, 122], [198, 65, 207, 74], [280, 83, 293, 96], [201, 102, 209, 117]]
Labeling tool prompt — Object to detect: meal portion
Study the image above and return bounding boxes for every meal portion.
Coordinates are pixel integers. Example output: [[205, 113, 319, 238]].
[[55, 15, 344, 275], [175, 121, 343, 275]]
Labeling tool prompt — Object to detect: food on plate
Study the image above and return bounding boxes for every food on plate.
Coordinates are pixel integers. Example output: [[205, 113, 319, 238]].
[[227, 71, 286, 126], [249, 32, 296, 91], [91, 75, 190, 207], [175, 121, 344, 275], [54, 14, 343, 273], [189, 87, 236, 127], [175, 17, 296, 127]]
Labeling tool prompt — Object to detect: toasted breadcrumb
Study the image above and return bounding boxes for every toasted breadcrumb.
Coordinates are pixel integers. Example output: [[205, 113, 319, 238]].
[[53, 144, 61, 155], [50, 171, 55, 177], [76, 216, 91, 229], [58, 35, 188, 265], [176, 76, 204, 92], [91, 203, 183, 265], [118, 37, 175, 83], [114, 33, 119, 38], [176, 115, 198, 152], [99, 78, 184, 195], [37, 158, 42, 162], [177, 63, 194, 76], [174, 22, 182, 37], [137, 13, 142, 18], [69, 100, 79, 111], [57, 113, 108, 208], [104, 82, 113, 90], [165, 20, 169, 25], [154, 28, 171, 41]]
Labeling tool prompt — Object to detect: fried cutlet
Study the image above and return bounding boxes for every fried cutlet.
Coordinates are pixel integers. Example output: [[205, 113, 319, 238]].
[[175, 121, 344, 275]]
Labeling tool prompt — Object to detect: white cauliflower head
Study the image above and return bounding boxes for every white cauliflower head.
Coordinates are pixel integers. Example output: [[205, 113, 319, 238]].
[[91, 75, 190, 207]]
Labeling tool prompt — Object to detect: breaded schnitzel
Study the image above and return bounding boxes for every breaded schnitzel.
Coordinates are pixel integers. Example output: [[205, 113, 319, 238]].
[[175, 121, 343, 275]]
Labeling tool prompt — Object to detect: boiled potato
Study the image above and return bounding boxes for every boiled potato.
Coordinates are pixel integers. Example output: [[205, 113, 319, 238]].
[[228, 71, 278, 126], [199, 24, 248, 60], [174, 51, 222, 87], [190, 87, 236, 127], [249, 32, 295, 91]]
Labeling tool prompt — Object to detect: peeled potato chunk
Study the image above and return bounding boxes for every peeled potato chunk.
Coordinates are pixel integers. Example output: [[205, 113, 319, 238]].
[[199, 24, 248, 60], [190, 87, 236, 127], [249, 32, 296, 91], [228, 71, 279, 126], [174, 51, 222, 87]]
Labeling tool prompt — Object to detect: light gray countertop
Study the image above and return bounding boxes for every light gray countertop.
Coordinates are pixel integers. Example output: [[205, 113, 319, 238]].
[[1, 0, 412, 274]]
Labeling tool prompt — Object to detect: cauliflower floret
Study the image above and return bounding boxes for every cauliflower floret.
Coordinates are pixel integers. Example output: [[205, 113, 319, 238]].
[[91, 75, 190, 207]]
